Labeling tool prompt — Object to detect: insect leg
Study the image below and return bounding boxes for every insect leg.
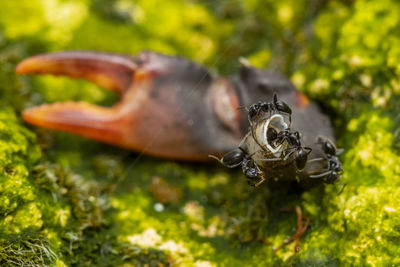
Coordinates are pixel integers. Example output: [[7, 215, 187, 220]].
[[306, 157, 326, 164], [309, 171, 332, 179]]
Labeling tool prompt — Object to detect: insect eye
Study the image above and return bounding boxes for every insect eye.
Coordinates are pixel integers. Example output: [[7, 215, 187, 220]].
[[267, 127, 277, 142]]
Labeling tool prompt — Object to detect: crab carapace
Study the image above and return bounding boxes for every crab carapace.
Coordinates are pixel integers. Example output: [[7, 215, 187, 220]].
[[16, 51, 342, 185]]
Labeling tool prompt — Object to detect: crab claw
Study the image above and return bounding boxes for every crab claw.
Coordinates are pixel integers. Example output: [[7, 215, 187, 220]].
[[16, 51, 242, 161]]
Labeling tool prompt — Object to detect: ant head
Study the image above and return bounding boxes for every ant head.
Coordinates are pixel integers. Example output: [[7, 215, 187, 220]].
[[248, 103, 260, 119]]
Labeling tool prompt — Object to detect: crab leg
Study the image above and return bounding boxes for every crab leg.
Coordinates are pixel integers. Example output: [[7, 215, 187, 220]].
[[16, 51, 242, 161]]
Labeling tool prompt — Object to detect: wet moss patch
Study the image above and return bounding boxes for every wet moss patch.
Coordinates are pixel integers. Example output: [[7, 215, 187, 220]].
[[1, 0, 400, 265]]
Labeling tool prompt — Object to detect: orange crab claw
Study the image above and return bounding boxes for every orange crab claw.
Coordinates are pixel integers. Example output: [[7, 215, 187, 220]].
[[16, 51, 136, 93], [16, 51, 242, 161]]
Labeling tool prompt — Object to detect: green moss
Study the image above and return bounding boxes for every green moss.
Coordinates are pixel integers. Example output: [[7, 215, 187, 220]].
[[285, 1, 400, 265], [0, 108, 57, 265], [293, 0, 400, 112], [0, 235, 58, 266], [1, 0, 400, 265]]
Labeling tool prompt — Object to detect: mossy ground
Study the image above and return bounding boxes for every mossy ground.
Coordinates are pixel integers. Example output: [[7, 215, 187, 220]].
[[0, 0, 399, 266]]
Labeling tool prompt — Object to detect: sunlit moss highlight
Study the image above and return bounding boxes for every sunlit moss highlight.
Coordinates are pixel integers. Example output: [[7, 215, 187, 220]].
[[0, 0, 400, 265]]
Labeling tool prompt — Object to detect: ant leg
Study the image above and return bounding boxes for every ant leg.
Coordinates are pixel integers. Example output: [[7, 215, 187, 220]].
[[208, 154, 238, 166], [258, 157, 284, 162], [306, 157, 326, 164], [247, 149, 284, 163], [309, 170, 332, 179], [253, 175, 266, 187], [283, 149, 296, 161], [274, 206, 310, 253], [306, 157, 330, 174], [256, 148, 296, 163], [336, 148, 344, 155], [304, 147, 312, 154]]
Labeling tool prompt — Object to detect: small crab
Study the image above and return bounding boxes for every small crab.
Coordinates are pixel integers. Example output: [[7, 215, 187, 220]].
[[16, 50, 343, 251]]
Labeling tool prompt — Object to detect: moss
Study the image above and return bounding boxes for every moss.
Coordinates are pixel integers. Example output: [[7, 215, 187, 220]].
[[293, 0, 400, 113], [0, 235, 58, 266], [0, 34, 169, 267], [0, 108, 57, 265], [1, 0, 400, 265]]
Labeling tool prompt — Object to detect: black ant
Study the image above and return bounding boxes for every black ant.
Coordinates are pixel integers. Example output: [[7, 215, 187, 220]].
[[209, 147, 265, 187], [247, 93, 292, 123], [268, 129, 312, 171], [308, 136, 344, 184]]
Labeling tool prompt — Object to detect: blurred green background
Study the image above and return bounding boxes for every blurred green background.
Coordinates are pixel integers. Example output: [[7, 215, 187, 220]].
[[1, 0, 400, 266]]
